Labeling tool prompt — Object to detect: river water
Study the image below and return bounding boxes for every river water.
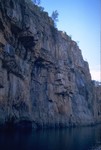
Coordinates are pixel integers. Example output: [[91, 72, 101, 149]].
[[0, 125, 101, 150]]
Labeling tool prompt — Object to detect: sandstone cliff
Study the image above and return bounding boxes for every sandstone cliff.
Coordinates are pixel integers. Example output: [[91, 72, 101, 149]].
[[0, 0, 101, 129]]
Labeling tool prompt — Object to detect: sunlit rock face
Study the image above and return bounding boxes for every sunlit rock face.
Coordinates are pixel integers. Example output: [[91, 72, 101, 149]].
[[0, 0, 101, 129]]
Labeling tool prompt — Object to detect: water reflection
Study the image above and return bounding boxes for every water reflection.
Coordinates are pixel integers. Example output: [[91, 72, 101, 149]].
[[0, 125, 101, 150]]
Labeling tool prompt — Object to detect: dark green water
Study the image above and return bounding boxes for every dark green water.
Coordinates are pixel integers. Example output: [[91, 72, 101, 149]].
[[0, 125, 101, 150]]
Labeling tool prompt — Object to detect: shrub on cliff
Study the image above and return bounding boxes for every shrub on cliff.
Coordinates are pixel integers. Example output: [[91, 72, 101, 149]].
[[32, 0, 40, 5], [51, 10, 59, 27], [26, 0, 40, 6]]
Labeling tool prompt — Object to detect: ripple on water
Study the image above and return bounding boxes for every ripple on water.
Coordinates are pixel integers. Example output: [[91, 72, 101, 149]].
[[90, 146, 101, 150]]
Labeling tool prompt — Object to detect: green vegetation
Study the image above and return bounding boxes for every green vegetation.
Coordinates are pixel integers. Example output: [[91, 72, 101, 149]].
[[32, 0, 41, 5], [26, 0, 41, 6], [26, 0, 59, 27], [51, 10, 59, 27]]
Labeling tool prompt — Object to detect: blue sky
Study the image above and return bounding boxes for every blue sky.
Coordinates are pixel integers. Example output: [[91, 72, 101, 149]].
[[41, 0, 100, 81]]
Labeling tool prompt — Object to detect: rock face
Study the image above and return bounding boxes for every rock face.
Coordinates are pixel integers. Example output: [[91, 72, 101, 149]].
[[0, 0, 101, 129]]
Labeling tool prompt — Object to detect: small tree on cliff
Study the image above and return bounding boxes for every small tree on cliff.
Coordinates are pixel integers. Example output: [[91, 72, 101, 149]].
[[32, 0, 40, 5], [51, 10, 59, 27]]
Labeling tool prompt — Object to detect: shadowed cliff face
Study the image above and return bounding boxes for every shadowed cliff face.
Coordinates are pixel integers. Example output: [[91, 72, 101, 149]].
[[0, 0, 101, 129]]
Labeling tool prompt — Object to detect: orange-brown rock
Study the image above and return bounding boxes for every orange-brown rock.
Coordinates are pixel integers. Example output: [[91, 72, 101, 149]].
[[0, 0, 100, 129]]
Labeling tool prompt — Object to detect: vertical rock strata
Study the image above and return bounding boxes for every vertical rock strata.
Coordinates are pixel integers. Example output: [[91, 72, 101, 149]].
[[0, 0, 101, 128]]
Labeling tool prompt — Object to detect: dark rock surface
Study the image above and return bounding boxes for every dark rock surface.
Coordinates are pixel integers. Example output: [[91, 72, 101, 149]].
[[0, 0, 101, 129]]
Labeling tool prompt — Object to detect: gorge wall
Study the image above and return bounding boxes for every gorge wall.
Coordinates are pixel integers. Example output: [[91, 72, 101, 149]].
[[0, 0, 101, 129]]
